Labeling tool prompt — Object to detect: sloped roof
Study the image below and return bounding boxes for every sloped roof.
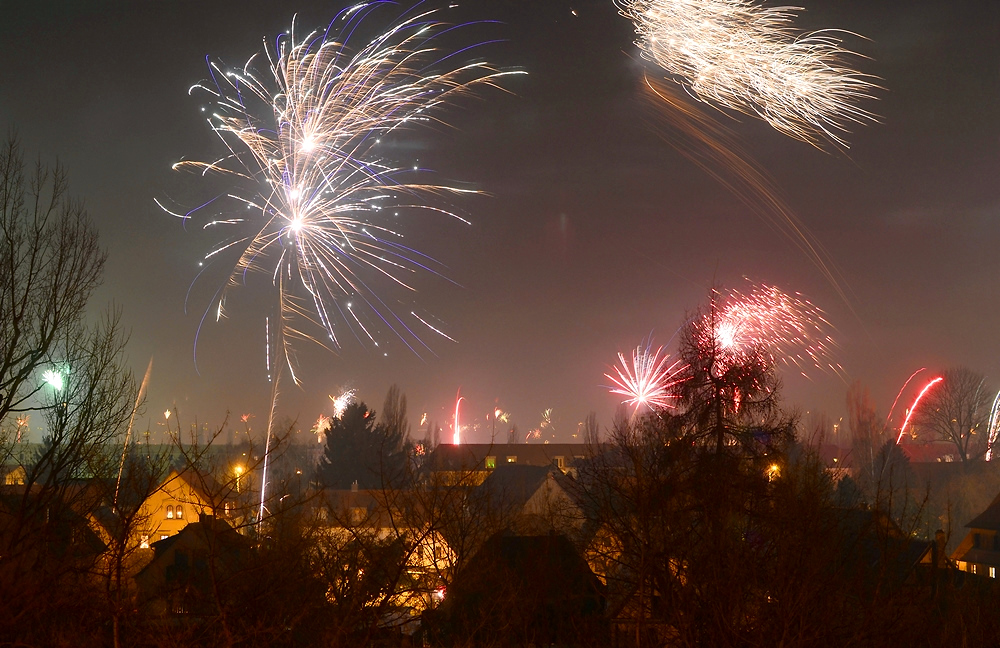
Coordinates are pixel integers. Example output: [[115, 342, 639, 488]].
[[955, 546, 1000, 567], [451, 532, 604, 607], [136, 515, 249, 584], [966, 490, 1000, 530], [476, 464, 553, 510], [833, 507, 931, 588]]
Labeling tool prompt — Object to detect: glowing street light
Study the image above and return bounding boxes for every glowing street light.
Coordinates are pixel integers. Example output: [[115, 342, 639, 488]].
[[42, 369, 64, 392]]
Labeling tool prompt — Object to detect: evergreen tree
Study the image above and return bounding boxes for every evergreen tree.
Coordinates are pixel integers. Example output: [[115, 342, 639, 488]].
[[317, 402, 407, 489]]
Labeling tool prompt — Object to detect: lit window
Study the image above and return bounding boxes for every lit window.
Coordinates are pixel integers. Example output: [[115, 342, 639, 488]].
[[485, 456, 496, 470], [506, 456, 517, 464], [140, 535, 150, 549], [991, 567, 996, 579], [160, 534, 169, 540], [971, 564, 978, 574], [175, 506, 183, 520], [555, 456, 565, 469], [166, 505, 174, 519]]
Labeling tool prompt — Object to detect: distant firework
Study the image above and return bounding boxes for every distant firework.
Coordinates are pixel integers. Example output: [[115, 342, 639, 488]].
[[619, 0, 879, 149], [314, 414, 332, 442], [329, 389, 356, 419], [895, 376, 943, 445], [163, 3, 522, 379], [985, 390, 1000, 461], [453, 392, 464, 445], [700, 282, 841, 377], [606, 339, 687, 415]]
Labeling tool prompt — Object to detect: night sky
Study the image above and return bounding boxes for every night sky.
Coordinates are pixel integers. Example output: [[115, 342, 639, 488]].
[[1, 0, 998, 443]]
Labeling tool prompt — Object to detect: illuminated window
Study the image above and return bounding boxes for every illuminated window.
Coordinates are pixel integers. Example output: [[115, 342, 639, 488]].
[[971, 564, 978, 574], [554, 456, 565, 469], [166, 505, 174, 519], [485, 456, 496, 470], [991, 567, 996, 579], [140, 535, 150, 549], [175, 506, 183, 520], [160, 534, 169, 540], [506, 456, 517, 464]]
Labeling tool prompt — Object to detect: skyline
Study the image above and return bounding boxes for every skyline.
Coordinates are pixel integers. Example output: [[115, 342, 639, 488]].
[[1, 0, 998, 442]]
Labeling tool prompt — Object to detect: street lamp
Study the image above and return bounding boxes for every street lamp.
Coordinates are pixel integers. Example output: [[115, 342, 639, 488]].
[[42, 369, 64, 392]]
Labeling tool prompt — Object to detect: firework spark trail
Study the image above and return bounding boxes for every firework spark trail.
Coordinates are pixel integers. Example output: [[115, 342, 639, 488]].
[[703, 282, 842, 377], [453, 391, 464, 445], [114, 357, 154, 507], [620, 0, 880, 150], [895, 376, 943, 445], [606, 339, 688, 415], [985, 390, 1000, 461], [169, 2, 523, 377], [884, 367, 926, 430], [641, 76, 854, 309]]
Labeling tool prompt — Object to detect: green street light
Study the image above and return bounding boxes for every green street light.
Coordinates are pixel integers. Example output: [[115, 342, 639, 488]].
[[42, 369, 64, 391]]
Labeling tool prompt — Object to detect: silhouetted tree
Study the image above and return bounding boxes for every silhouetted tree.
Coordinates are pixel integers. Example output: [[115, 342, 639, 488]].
[[676, 289, 784, 454], [914, 367, 992, 462], [381, 383, 410, 442], [316, 401, 407, 489]]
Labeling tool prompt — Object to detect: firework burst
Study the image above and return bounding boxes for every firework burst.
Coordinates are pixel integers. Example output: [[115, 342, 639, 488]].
[[164, 3, 521, 380], [699, 282, 841, 377], [329, 388, 357, 419], [619, 0, 880, 150], [606, 339, 687, 415]]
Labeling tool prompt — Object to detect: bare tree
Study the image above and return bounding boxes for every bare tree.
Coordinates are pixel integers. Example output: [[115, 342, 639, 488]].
[[0, 135, 145, 647], [846, 380, 888, 492], [0, 134, 106, 425], [583, 411, 600, 445], [914, 367, 991, 462], [381, 384, 410, 442]]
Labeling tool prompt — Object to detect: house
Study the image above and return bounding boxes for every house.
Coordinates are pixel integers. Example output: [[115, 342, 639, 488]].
[[832, 508, 934, 591], [311, 487, 456, 613], [2, 464, 26, 486], [134, 514, 250, 617], [474, 463, 587, 539], [433, 533, 607, 646], [952, 490, 1000, 578], [422, 443, 594, 486], [136, 469, 235, 549]]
